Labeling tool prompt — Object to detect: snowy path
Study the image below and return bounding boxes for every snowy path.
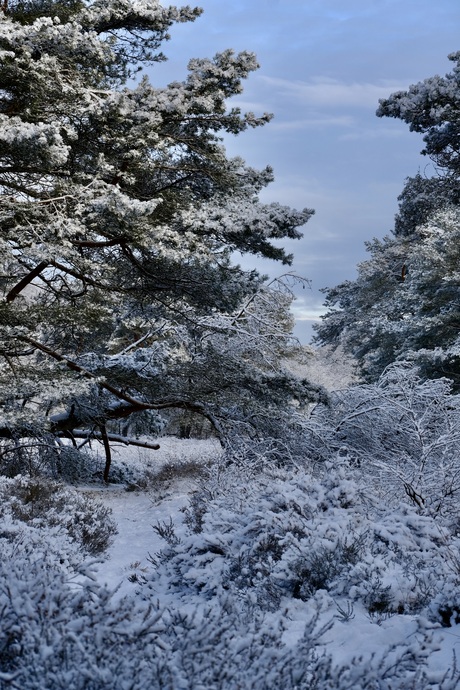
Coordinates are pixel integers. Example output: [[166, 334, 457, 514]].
[[80, 436, 460, 679], [83, 436, 220, 596], [89, 488, 187, 596]]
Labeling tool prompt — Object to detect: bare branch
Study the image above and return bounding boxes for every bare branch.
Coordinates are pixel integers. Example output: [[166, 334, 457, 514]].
[[59, 429, 161, 450], [19, 336, 226, 441], [6, 261, 49, 302]]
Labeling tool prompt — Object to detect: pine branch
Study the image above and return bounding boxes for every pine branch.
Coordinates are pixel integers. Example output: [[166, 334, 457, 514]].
[[59, 429, 161, 450], [20, 336, 226, 441], [6, 261, 49, 302]]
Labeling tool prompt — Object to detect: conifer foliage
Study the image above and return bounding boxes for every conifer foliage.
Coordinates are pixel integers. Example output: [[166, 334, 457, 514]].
[[315, 52, 460, 384], [0, 0, 316, 477]]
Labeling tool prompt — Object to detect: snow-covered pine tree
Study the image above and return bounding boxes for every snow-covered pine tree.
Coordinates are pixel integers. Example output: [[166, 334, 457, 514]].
[[376, 51, 460, 177], [314, 209, 460, 384], [0, 0, 319, 478], [315, 52, 460, 384], [378, 50, 460, 238]]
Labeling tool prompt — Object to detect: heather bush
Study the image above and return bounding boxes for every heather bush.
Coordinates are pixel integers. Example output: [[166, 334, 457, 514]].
[[145, 462, 460, 621], [0, 552, 456, 690], [0, 475, 117, 557]]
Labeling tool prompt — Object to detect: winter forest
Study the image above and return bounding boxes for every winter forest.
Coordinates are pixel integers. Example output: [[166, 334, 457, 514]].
[[2, 1, 460, 688]]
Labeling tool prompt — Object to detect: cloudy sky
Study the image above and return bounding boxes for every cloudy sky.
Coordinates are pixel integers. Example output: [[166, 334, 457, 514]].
[[153, 0, 460, 343]]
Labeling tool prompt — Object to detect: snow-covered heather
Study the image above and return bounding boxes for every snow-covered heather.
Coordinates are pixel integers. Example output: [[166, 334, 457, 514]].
[[2, 432, 460, 687], [84, 438, 460, 685]]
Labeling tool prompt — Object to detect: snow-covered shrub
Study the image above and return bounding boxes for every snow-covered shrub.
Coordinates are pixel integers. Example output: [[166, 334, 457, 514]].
[[145, 458, 210, 491], [427, 586, 460, 628], [145, 600, 456, 690], [0, 433, 98, 482], [0, 475, 458, 688], [0, 553, 166, 690], [221, 432, 311, 472], [146, 462, 460, 620], [1, 554, 450, 690], [0, 476, 117, 556], [309, 362, 460, 516], [53, 443, 101, 482]]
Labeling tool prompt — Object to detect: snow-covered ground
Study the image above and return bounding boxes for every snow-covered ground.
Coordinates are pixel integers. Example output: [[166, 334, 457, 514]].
[[86, 436, 221, 596], [3, 434, 459, 687], [85, 437, 460, 684]]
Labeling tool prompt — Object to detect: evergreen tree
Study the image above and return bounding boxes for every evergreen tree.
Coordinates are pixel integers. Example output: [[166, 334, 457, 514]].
[[378, 50, 460, 237], [315, 209, 460, 385], [377, 51, 460, 177], [393, 173, 459, 238], [0, 0, 318, 478], [315, 52, 460, 384]]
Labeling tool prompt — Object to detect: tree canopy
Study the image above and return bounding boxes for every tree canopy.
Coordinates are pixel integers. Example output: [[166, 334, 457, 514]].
[[0, 0, 319, 479], [315, 53, 460, 385]]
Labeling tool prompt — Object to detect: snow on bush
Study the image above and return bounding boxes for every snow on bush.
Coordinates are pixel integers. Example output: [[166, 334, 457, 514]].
[[146, 461, 460, 623], [0, 479, 441, 690], [1, 460, 460, 686], [0, 555, 166, 690], [0, 475, 117, 559], [0, 551, 456, 690], [307, 362, 460, 516]]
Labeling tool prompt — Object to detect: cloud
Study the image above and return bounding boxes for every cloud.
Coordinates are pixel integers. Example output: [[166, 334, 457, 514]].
[[226, 98, 275, 114], [230, 94, 357, 132], [269, 115, 355, 130], [260, 75, 410, 109], [339, 126, 407, 141], [291, 301, 326, 322]]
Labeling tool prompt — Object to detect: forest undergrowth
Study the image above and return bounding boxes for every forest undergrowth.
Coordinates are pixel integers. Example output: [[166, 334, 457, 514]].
[[1, 365, 460, 689]]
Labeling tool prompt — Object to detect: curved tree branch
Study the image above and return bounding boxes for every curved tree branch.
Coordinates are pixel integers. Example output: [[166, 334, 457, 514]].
[[6, 261, 48, 302], [19, 335, 226, 444]]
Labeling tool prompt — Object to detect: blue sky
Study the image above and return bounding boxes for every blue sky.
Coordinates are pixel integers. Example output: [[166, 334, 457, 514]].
[[153, 0, 460, 343]]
